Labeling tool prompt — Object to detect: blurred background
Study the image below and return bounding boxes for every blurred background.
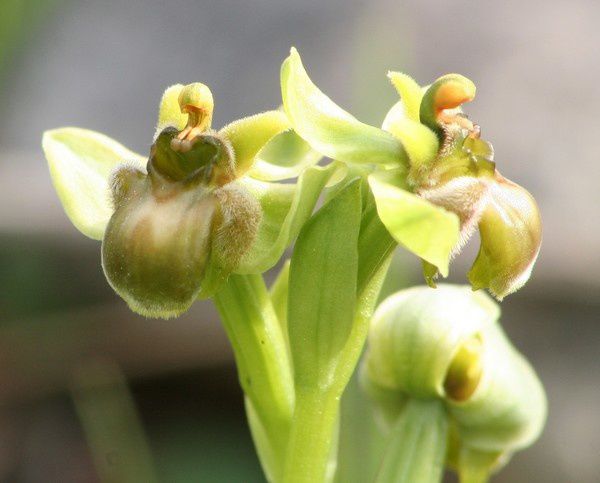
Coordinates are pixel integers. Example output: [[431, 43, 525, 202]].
[[1, 0, 599, 481]]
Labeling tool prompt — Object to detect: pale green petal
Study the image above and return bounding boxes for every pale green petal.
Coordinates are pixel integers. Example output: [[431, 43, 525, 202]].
[[43, 127, 145, 240], [219, 110, 290, 176], [156, 84, 187, 134], [248, 129, 322, 181], [382, 103, 439, 168], [236, 163, 338, 273], [281, 48, 407, 166], [369, 170, 460, 276]]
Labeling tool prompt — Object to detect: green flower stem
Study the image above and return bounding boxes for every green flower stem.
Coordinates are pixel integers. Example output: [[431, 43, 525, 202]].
[[282, 389, 341, 483], [214, 273, 295, 480], [376, 398, 448, 483]]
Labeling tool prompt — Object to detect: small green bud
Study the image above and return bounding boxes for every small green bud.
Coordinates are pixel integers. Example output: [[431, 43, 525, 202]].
[[361, 286, 546, 479]]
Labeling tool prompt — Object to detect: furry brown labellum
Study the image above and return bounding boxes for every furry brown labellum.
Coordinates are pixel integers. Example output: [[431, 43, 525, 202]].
[[102, 128, 261, 318]]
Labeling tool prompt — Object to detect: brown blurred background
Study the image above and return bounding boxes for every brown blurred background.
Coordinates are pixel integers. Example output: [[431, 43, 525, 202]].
[[0, 0, 598, 481]]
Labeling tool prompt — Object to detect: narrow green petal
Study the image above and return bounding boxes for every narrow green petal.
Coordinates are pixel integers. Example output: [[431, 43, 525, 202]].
[[156, 84, 187, 134], [236, 163, 338, 273], [369, 170, 460, 276], [248, 129, 322, 181], [219, 110, 290, 176], [387, 72, 423, 121], [281, 48, 407, 166], [43, 127, 145, 240]]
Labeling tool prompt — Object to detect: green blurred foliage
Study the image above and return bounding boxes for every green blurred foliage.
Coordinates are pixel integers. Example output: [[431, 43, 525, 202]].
[[0, 0, 61, 83]]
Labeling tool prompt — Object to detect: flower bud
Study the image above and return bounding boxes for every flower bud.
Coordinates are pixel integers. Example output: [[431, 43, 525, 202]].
[[361, 285, 546, 478]]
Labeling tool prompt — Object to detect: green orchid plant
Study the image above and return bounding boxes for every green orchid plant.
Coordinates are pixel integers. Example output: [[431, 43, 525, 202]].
[[42, 47, 545, 483]]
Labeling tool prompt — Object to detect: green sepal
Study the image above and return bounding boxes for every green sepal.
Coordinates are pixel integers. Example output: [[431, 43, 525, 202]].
[[281, 47, 408, 167], [248, 129, 322, 181], [236, 163, 338, 274], [42, 127, 146, 240], [219, 110, 290, 176], [287, 179, 362, 389], [368, 169, 460, 277]]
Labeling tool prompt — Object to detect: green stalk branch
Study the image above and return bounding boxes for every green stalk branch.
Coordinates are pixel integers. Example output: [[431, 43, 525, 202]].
[[214, 273, 295, 481]]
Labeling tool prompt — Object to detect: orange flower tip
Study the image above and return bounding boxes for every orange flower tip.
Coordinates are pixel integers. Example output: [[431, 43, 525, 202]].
[[434, 78, 476, 113]]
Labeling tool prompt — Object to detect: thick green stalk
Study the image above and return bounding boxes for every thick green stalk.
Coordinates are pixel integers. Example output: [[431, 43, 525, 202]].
[[376, 398, 448, 483], [214, 273, 294, 481], [283, 390, 341, 483]]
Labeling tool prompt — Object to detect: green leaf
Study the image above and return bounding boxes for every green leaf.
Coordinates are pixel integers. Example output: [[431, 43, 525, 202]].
[[376, 399, 448, 483], [369, 170, 459, 277], [219, 110, 290, 176], [281, 48, 408, 167], [287, 179, 362, 389], [236, 163, 338, 274], [43, 127, 146, 240], [248, 129, 322, 181]]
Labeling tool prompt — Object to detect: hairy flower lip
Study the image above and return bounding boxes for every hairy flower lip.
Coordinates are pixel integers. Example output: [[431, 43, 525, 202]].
[[468, 173, 542, 300], [416, 167, 542, 300]]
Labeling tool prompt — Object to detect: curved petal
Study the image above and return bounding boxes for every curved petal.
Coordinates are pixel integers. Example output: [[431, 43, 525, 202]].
[[468, 175, 542, 300], [219, 110, 290, 176], [235, 163, 338, 274], [43, 127, 146, 240], [369, 170, 460, 276], [281, 48, 407, 166], [248, 129, 322, 181]]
